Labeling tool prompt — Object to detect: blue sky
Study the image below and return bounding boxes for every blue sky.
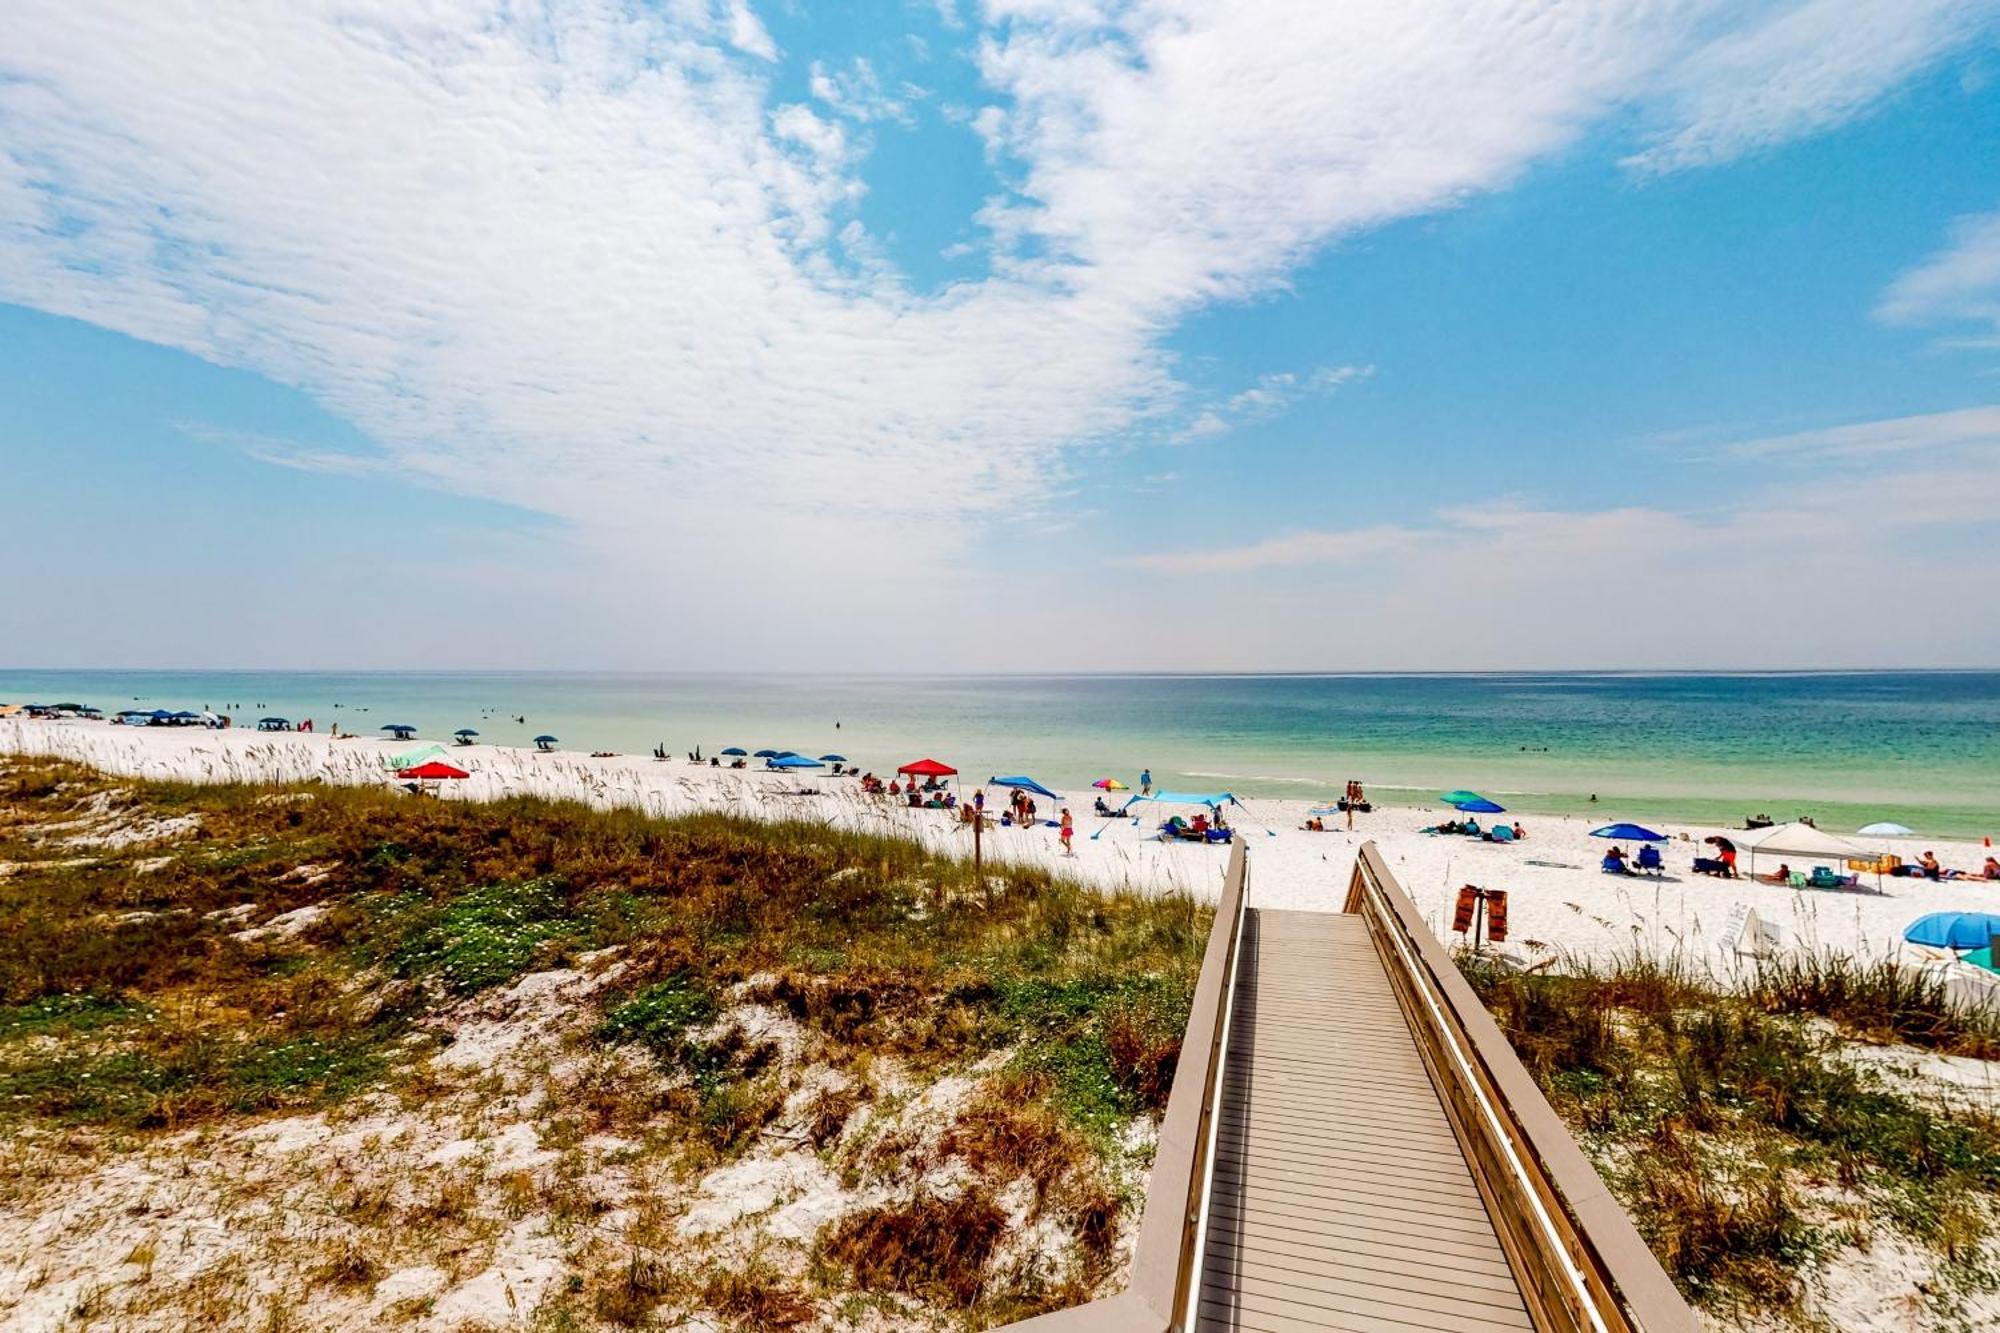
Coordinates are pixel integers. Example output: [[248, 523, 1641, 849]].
[[3, 1, 1999, 670]]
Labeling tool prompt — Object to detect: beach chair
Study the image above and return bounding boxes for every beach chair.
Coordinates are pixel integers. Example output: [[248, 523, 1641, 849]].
[[1601, 854, 1632, 876], [1635, 845, 1664, 875]]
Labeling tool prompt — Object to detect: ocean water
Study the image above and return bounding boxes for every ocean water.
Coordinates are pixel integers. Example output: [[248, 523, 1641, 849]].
[[3, 670, 1996, 838]]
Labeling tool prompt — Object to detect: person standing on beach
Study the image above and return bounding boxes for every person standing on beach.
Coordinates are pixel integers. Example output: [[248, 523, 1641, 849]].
[[1140, 768, 1152, 796], [1060, 808, 1075, 856]]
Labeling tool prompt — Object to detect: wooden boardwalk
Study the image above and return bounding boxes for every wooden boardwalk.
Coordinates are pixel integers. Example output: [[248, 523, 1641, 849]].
[[1197, 909, 1532, 1332]]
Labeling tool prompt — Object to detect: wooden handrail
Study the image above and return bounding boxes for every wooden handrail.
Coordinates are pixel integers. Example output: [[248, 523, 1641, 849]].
[[999, 841, 1249, 1332], [1344, 843, 1699, 1333]]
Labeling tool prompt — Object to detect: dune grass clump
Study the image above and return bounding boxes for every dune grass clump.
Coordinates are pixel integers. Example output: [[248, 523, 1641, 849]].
[[1462, 950, 2000, 1322], [0, 754, 1204, 1327], [0, 755, 1204, 1136], [1745, 950, 2000, 1058], [819, 1190, 1011, 1308]]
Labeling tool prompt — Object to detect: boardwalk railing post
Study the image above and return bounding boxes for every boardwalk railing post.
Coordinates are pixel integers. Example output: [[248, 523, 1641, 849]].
[[1345, 843, 1699, 1333]]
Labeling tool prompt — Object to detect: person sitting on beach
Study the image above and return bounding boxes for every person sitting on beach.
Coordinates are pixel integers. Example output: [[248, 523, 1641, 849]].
[[888, 780, 901, 796], [1602, 845, 1630, 874], [1303, 816, 1323, 832], [1921, 851, 1943, 880], [1096, 796, 1115, 817], [1983, 856, 2000, 881], [1760, 862, 1792, 885], [1462, 817, 1481, 837], [1190, 812, 1210, 835], [1510, 822, 1526, 840]]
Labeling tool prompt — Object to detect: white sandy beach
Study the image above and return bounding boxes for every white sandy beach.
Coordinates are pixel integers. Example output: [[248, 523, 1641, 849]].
[[7, 716, 1998, 983]]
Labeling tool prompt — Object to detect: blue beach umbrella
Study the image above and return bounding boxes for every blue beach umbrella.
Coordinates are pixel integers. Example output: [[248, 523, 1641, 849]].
[[533, 734, 559, 751], [754, 749, 779, 759], [819, 754, 847, 763], [454, 728, 480, 738], [1590, 823, 1667, 842], [774, 750, 799, 759], [1453, 797, 1506, 815], [720, 747, 747, 756], [1905, 913, 2000, 951], [1440, 790, 1483, 805]]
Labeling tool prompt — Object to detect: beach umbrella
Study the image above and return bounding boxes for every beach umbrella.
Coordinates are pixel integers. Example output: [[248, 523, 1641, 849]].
[[397, 760, 470, 780], [770, 755, 824, 770], [1904, 912, 2000, 951], [1858, 822, 1913, 837], [898, 758, 957, 778], [381, 724, 417, 738], [1590, 823, 1667, 842], [990, 775, 1062, 801], [1440, 790, 1483, 805], [754, 749, 779, 759], [1960, 944, 2000, 975], [534, 734, 558, 751], [720, 747, 747, 756], [454, 728, 480, 738], [819, 754, 847, 763], [774, 751, 799, 759], [1453, 798, 1506, 815], [1092, 778, 1128, 791]]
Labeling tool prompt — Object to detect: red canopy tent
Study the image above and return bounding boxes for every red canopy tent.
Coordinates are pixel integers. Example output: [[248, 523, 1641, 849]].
[[397, 760, 470, 780], [897, 758, 957, 777]]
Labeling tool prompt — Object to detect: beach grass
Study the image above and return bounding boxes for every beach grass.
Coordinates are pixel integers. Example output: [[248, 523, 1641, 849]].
[[1462, 949, 2000, 1325], [0, 755, 1206, 1327]]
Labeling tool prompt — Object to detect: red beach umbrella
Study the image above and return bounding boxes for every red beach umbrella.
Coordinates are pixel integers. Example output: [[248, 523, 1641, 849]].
[[397, 761, 470, 780]]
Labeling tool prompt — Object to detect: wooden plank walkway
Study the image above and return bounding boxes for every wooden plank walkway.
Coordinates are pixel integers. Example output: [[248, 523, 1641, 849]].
[[1197, 909, 1532, 1333]]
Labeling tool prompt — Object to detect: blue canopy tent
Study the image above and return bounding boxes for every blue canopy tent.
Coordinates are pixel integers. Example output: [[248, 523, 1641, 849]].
[[1125, 790, 1242, 844], [769, 755, 824, 770], [1590, 823, 1666, 842], [1127, 790, 1240, 809], [1905, 913, 2000, 951], [990, 775, 1062, 802]]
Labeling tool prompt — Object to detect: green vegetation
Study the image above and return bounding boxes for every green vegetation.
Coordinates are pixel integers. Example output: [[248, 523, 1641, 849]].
[[0, 755, 1204, 1326], [1463, 949, 2000, 1325]]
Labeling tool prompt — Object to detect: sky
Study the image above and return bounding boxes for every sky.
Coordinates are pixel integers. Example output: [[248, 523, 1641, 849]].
[[2, 0, 1998, 672]]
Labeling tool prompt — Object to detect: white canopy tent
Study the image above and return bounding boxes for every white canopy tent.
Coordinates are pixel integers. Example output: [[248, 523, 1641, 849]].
[[1737, 822, 1874, 885]]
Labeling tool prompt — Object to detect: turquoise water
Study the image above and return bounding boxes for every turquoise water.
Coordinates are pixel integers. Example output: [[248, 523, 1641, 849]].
[[3, 670, 1996, 837]]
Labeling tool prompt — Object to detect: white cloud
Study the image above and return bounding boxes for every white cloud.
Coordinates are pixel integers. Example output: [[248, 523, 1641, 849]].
[[1727, 404, 2000, 459], [1127, 408, 2000, 576], [1879, 209, 2000, 346], [726, 0, 779, 60], [1173, 364, 1373, 442], [1626, 0, 1999, 172], [0, 2, 1992, 662]]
